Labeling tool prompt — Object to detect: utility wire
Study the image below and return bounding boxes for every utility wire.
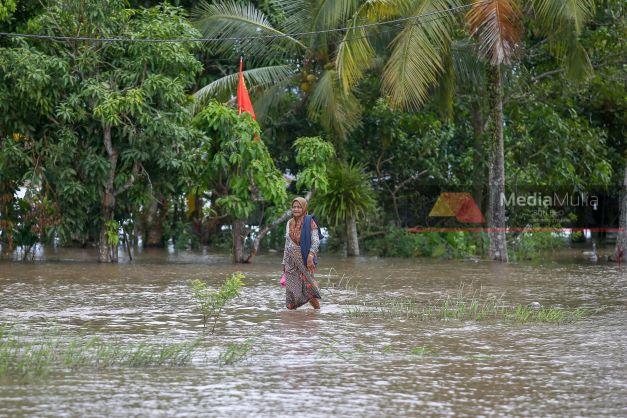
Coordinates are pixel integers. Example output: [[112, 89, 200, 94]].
[[0, 1, 483, 44]]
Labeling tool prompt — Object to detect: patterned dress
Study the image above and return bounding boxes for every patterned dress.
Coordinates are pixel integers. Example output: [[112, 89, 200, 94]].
[[281, 217, 321, 309]]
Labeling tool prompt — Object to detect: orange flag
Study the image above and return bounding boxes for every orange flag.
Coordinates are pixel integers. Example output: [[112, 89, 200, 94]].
[[237, 57, 256, 120]]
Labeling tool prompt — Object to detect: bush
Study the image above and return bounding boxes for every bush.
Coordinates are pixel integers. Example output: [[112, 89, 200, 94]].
[[191, 272, 245, 333], [509, 232, 568, 261], [363, 226, 479, 259]]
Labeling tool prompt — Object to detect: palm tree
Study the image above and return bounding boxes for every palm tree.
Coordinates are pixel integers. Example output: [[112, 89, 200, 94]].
[[311, 161, 377, 256], [617, 162, 627, 263], [339, 0, 596, 261], [466, 0, 595, 262], [191, 0, 363, 150]]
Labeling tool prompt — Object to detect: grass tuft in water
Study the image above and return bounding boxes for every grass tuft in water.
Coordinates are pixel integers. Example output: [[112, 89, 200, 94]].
[[0, 324, 201, 380], [217, 339, 253, 366], [344, 283, 595, 324], [409, 345, 437, 357], [320, 267, 359, 295]]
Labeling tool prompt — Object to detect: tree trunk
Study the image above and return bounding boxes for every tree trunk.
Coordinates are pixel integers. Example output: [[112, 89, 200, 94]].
[[346, 214, 360, 257], [145, 195, 168, 247], [486, 66, 508, 262], [232, 219, 246, 263], [471, 98, 485, 213], [616, 163, 627, 262], [98, 125, 118, 263], [0, 182, 15, 255]]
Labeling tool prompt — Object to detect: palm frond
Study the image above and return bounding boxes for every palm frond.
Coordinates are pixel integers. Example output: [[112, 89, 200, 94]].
[[434, 51, 455, 120], [363, 0, 411, 21], [311, 161, 377, 226], [268, 0, 313, 34], [307, 69, 362, 141], [252, 76, 295, 120], [530, 0, 595, 82], [466, 0, 522, 66], [557, 33, 593, 81], [336, 17, 376, 93], [335, 0, 403, 93], [382, 0, 460, 109], [191, 0, 306, 61], [451, 39, 486, 88], [193, 65, 296, 112], [310, 0, 359, 32], [531, 0, 595, 35]]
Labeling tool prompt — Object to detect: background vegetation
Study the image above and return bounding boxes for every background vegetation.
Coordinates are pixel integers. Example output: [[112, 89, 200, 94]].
[[0, 0, 624, 263]]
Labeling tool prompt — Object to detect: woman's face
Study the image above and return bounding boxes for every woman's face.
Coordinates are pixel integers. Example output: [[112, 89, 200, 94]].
[[291, 201, 304, 217]]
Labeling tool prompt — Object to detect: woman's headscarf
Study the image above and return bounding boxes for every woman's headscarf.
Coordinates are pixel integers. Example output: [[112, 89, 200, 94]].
[[289, 197, 308, 245]]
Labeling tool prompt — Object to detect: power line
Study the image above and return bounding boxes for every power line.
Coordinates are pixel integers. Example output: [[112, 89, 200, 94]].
[[0, 2, 482, 44]]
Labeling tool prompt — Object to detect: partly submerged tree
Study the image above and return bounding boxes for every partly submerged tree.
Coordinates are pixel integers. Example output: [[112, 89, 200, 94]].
[[190, 103, 335, 263], [0, 0, 204, 262], [618, 163, 627, 262], [191, 101, 288, 263], [465, 0, 596, 261]]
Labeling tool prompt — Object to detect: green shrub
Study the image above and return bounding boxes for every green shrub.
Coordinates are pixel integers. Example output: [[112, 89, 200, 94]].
[[509, 232, 567, 261], [191, 272, 245, 333], [364, 226, 479, 259]]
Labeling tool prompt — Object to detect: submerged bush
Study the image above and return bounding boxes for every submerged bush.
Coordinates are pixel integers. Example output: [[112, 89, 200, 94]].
[[191, 272, 245, 333], [509, 231, 568, 261], [363, 226, 479, 259]]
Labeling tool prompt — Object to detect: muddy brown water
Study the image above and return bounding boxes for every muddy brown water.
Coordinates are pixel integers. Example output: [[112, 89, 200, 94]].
[[0, 247, 625, 417]]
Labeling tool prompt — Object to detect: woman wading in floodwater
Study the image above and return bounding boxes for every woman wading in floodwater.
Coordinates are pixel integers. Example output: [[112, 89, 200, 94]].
[[282, 197, 323, 310]]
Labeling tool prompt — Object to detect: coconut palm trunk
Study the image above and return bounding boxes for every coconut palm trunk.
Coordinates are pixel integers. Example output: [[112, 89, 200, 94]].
[[466, 0, 523, 262], [486, 66, 508, 261], [617, 163, 627, 262]]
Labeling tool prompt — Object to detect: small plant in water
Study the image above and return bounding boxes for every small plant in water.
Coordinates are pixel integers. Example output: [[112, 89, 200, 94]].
[[320, 267, 359, 295], [191, 272, 245, 333], [217, 339, 253, 366], [409, 345, 436, 357]]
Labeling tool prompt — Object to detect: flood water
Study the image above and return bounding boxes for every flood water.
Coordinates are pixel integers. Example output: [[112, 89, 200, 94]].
[[1, 247, 626, 417]]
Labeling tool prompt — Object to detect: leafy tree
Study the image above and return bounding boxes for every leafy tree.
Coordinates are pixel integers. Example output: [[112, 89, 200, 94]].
[[0, 0, 15, 22], [243, 135, 335, 262], [0, 0, 204, 261], [191, 101, 288, 262], [465, 0, 597, 261], [339, 0, 598, 261]]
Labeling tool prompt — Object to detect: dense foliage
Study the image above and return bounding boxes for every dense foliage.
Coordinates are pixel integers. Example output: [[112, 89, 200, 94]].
[[0, 0, 624, 262]]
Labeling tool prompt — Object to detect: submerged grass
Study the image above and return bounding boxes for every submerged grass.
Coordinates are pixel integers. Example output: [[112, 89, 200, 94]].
[[318, 338, 440, 360], [344, 283, 594, 324], [320, 267, 359, 296], [0, 324, 202, 380], [217, 339, 253, 366]]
